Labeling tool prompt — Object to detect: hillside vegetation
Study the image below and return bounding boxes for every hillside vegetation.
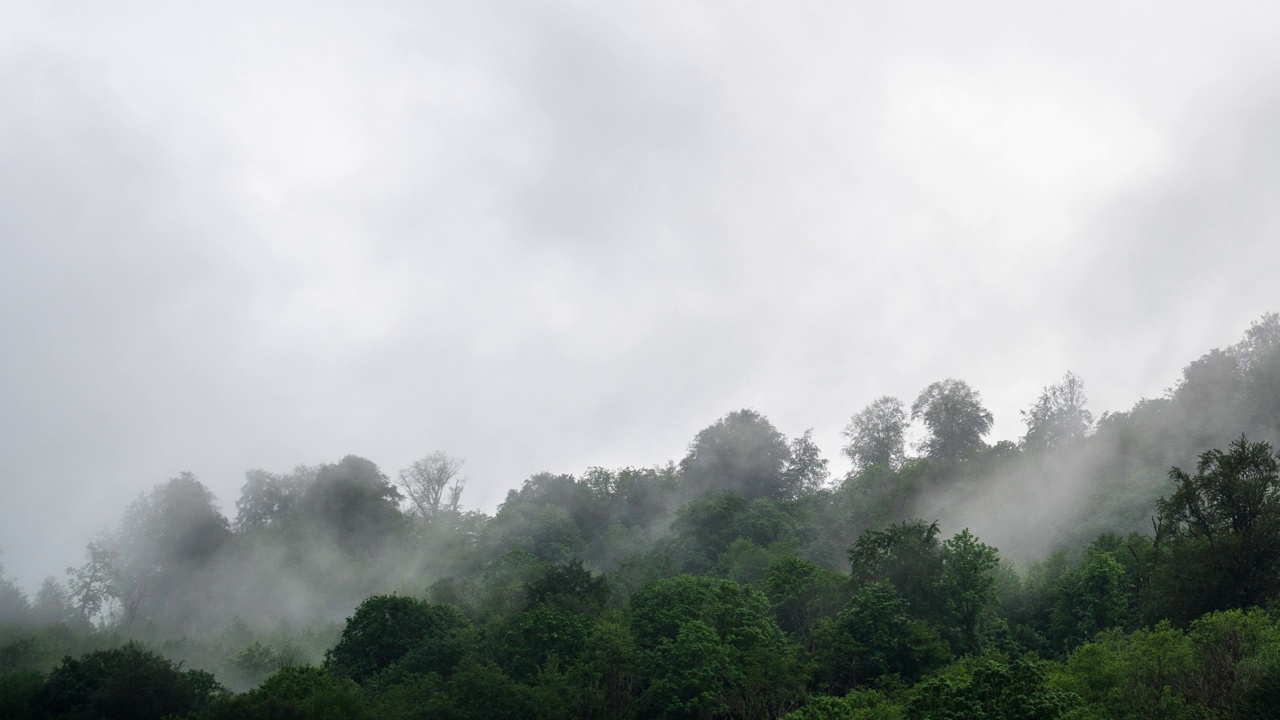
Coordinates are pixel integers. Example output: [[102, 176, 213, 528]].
[[3, 313, 1280, 719]]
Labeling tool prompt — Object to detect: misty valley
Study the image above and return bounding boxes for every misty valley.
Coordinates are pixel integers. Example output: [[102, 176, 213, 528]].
[[3, 313, 1280, 719]]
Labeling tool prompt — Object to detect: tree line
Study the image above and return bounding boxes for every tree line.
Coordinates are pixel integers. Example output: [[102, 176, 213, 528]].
[[1, 312, 1280, 718]]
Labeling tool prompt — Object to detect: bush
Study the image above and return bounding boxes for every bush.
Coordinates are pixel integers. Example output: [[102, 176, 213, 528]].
[[0, 670, 43, 720], [32, 642, 225, 720], [202, 665, 369, 720]]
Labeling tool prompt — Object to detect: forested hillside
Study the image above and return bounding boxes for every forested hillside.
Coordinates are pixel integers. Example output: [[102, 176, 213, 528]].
[[3, 313, 1280, 719]]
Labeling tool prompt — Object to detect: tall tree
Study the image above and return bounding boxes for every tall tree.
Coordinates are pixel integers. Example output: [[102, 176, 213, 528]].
[[302, 456, 404, 554], [783, 429, 830, 495], [66, 540, 119, 627], [1237, 312, 1280, 433], [1150, 436, 1280, 622], [111, 473, 231, 629], [848, 521, 1000, 655], [0, 553, 31, 626], [324, 594, 472, 683], [842, 396, 908, 471], [32, 643, 226, 720], [397, 452, 467, 518], [937, 529, 1000, 655], [629, 575, 805, 719], [118, 473, 230, 574], [32, 576, 73, 626], [1236, 311, 1280, 374], [680, 409, 795, 500], [848, 520, 946, 620], [764, 555, 846, 645], [234, 465, 313, 532], [1021, 371, 1093, 452], [815, 580, 946, 691], [911, 380, 994, 461]]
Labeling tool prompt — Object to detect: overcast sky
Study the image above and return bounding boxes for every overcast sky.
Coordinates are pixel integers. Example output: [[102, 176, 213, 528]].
[[2, 1, 1279, 588]]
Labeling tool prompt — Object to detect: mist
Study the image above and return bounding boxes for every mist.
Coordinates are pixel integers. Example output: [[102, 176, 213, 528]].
[[4, 2, 1280, 596], [5, 3, 1280, 716], [2, 312, 1279, 710]]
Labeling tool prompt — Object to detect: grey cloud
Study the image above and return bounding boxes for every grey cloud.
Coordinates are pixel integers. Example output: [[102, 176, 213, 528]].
[[3, 1, 1280, 589], [0, 49, 246, 584], [1050, 81, 1280, 410]]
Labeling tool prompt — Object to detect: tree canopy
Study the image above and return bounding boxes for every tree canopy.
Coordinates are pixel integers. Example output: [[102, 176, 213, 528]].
[[911, 380, 994, 461], [1150, 436, 1280, 622], [680, 409, 796, 500], [397, 451, 466, 519], [842, 396, 908, 471], [1021, 372, 1093, 452], [5, 314, 1280, 719]]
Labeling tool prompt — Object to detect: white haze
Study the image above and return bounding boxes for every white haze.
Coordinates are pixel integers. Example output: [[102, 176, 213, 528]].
[[3, 1, 1280, 588]]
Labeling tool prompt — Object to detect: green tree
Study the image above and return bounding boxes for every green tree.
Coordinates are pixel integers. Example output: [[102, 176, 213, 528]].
[[782, 690, 902, 720], [487, 502, 585, 565], [848, 520, 945, 620], [619, 464, 683, 528], [206, 665, 370, 720], [815, 581, 947, 691], [784, 429, 831, 495], [937, 529, 1000, 656], [1150, 436, 1280, 622], [301, 456, 404, 554], [1056, 609, 1280, 718], [421, 661, 537, 720], [0, 555, 30, 627], [1183, 608, 1280, 712], [680, 409, 796, 501], [1171, 348, 1244, 446], [1236, 312, 1280, 433], [907, 654, 1079, 720], [666, 492, 752, 574], [119, 472, 231, 572], [234, 465, 312, 531], [420, 661, 536, 720], [764, 555, 846, 647], [579, 613, 640, 719], [31, 576, 72, 626], [525, 559, 609, 613], [843, 396, 909, 471], [1021, 372, 1093, 452], [848, 522, 1000, 656], [435, 550, 548, 619], [0, 669, 43, 720], [630, 575, 805, 719], [1058, 622, 1198, 719], [325, 594, 472, 683], [33, 643, 226, 720], [642, 619, 733, 719], [911, 380, 994, 461], [668, 493, 802, 575], [1047, 549, 1130, 652], [711, 538, 773, 588], [111, 472, 232, 629], [225, 642, 294, 691], [491, 603, 590, 682]]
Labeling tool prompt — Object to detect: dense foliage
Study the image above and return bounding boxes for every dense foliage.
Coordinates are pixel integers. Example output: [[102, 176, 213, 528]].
[[3, 313, 1280, 718]]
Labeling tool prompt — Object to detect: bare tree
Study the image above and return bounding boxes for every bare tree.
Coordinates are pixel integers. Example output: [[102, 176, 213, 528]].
[[67, 539, 119, 626], [397, 452, 466, 518]]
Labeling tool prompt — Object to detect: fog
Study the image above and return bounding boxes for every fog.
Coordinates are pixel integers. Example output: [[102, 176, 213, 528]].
[[3, 1, 1280, 590]]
